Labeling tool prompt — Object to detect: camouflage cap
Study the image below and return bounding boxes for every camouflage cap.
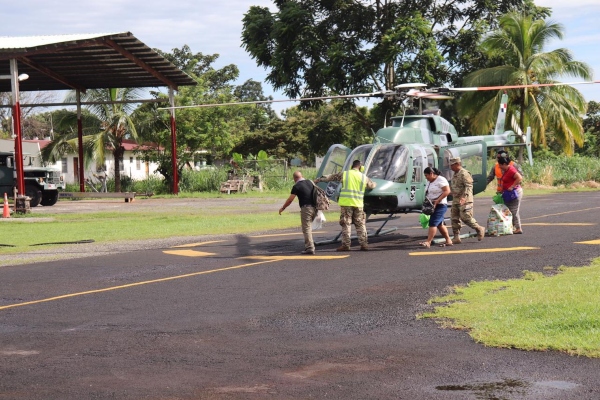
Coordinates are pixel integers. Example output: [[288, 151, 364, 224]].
[[449, 157, 461, 165]]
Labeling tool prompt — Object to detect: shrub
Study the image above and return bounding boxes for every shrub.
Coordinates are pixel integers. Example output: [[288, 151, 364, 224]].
[[523, 155, 600, 186]]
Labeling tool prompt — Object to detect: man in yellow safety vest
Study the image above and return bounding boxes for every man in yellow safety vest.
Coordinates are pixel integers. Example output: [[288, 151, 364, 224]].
[[317, 160, 376, 251]]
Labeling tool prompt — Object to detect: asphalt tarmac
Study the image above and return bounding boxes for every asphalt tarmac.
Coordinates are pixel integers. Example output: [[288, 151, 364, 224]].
[[1, 191, 600, 399]]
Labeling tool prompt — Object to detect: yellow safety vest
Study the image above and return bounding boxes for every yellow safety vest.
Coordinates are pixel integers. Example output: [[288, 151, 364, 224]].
[[338, 169, 367, 207]]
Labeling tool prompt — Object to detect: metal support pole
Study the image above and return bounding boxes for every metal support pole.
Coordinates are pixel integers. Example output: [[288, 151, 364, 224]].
[[76, 90, 85, 192], [169, 87, 178, 195], [9, 59, 25, 196]]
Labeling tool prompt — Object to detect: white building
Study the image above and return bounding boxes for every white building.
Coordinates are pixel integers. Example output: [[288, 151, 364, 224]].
[[0, 138, 162, 184]]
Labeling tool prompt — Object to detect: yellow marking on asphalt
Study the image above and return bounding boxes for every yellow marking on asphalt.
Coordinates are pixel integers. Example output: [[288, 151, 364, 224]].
[[0, 259, 281, 312], [241, 255, 349, 260], [576, 239, 600, 245], [410, 246, 539, 256], [250, 232, 325, 238], [526, 207, 600, 220], [163, 250, 216, 257], [172, 240, 225, 248], [523, 223, 595, 226]]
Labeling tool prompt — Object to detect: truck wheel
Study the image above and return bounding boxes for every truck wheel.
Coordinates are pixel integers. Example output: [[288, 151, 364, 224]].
[[41, 191, 59, 206], [25, 186, 42, 207]]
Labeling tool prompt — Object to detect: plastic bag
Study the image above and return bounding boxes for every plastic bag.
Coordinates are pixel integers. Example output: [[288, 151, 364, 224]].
[[492, 192, 504, 204], [486, 204, 513, 236], [419, 213, 430, 229], [502, 189, 519, 203], [311, 210, 326, 230]]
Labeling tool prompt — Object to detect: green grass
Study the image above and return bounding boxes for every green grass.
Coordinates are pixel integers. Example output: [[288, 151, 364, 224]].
[[420, 259, 600, 358], [0, 198, 340, 255]]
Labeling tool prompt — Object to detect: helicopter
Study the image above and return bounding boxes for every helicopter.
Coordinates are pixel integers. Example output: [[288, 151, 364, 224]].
[[307, 84, 532, 237], [161, 80, 595, 238], [315, 85, 528, 213]]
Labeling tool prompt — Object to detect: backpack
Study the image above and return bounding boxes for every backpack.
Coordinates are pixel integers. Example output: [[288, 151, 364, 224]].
[[311, 181, 330, 211]]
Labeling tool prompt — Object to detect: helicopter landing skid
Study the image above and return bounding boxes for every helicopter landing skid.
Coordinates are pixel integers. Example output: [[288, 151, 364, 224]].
[[314, 213, 399, 246]]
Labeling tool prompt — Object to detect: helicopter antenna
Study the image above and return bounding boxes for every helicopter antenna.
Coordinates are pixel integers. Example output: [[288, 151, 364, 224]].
[[399, 100, 408, 127]]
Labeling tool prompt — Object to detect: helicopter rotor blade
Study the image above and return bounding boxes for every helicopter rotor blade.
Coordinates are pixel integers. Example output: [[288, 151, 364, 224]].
[[158, 80, 600, 111], [445, 81, 600, 92], [158, 91, 393, 110]]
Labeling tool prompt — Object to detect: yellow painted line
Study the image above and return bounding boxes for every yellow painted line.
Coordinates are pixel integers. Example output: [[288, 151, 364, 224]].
[[409, 246, 539, 256], [523, 223, 595, 226], [0, 259, 281, 312], [526, 207, 600, 220], [241, 255, 349, 260], [163, 250, 216, 257], [172, 240, 225, 248], [576, 239, 600, 245], [250, 232, 326, 238]]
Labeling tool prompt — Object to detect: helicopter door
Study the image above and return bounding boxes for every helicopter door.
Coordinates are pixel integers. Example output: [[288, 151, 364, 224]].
[[316, 144, 352, 201], [439, 141, 488, 195], [407, 145, 430, 206]]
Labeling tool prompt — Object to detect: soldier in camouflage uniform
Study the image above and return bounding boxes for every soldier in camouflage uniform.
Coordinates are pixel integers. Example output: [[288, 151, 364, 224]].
[[317, 160, 376, 251], [449, 157, 485, 243]]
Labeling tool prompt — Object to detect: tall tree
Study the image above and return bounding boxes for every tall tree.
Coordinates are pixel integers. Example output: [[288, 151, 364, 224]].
[[0, 92, 57, 139], [134, 46, 278, 186], [241, 0, 527, 126], [234, 102, 370, 161], [42, 88, 142, 192], [457, 12, 592, 155], [579, 101, 600, 157]]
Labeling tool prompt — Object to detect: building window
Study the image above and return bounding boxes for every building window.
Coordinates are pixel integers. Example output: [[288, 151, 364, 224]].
[[119, 157, 124, 171], [61, 158, 68, 173], [136, 158, 141, 170]]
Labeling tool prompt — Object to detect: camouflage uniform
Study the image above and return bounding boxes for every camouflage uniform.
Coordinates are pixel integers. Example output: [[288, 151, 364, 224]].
[[450, 168, 483, 234], [339, 206, 367, 248]]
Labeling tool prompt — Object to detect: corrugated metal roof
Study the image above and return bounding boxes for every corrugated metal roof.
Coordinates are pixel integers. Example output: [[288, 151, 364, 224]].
[[0, 32, 197, 92]]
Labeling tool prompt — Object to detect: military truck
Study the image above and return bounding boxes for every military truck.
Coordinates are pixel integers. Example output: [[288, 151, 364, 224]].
[[0, 151, 64, 207]]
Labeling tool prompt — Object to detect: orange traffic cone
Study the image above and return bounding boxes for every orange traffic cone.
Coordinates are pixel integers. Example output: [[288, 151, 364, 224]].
[[2, 193, 10, 218]]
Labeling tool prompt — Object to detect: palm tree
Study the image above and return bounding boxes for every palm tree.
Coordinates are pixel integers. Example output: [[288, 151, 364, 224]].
[[457, 12, 592, 155], [42, 88, 142, 191]]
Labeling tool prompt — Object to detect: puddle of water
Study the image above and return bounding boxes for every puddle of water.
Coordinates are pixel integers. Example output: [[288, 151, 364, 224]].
[[436, 378, 529, 399], [436, 378, 579, 398]]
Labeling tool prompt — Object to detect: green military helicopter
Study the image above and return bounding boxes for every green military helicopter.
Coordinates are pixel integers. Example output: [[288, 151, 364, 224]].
[[316, 84, 531, 216]]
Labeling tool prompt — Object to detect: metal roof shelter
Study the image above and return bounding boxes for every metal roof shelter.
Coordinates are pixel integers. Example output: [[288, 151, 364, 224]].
[[0, 32, 196, 194]]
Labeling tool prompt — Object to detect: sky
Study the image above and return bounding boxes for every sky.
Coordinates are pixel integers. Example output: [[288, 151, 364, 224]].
[[2, 0, 600, 113]]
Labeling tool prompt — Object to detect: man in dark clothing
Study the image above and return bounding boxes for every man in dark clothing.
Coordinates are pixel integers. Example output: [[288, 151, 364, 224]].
[[279, 171, 317, 254]]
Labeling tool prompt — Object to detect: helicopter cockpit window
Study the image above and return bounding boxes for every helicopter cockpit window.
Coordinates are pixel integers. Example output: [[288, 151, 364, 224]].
[[366, 145, 408, 182], [425, 147, 435, 169], [412, 148, 427, 183], [321, 147, 352, 176], [345, 144, 371, 170]]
